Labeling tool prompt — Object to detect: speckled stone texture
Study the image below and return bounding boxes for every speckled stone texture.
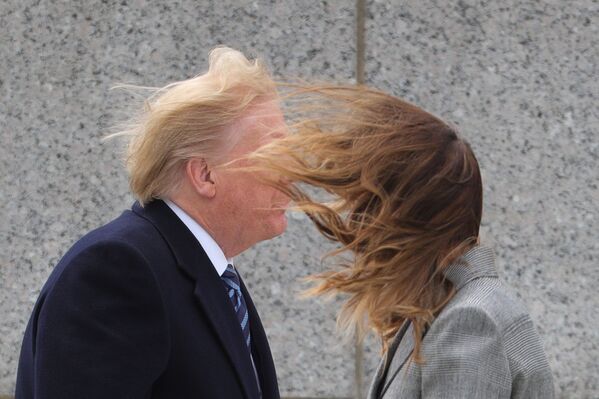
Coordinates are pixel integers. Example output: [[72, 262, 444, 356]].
[[362, 1, 598, 398], [0, 0, 356, 397], [2, 0, 598, 398]]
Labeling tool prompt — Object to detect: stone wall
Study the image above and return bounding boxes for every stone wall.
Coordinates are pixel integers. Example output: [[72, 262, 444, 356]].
[[1, 1, 596, 398]]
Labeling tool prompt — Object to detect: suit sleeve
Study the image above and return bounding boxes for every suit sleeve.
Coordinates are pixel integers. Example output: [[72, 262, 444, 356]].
[[33, 241, 169, 398], [420, 306, 512, 399], [502, 317, 555, 399]]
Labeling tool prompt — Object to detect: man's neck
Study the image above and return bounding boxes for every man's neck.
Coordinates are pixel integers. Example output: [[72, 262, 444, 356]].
[[165, 195, 242, 259]]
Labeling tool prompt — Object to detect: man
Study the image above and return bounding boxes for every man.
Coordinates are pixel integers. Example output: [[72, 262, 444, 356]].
[[16, 47, 288, 399]]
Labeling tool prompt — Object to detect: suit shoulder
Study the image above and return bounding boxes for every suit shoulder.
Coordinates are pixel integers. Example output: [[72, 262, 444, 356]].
[[64, 209, 165, 259], [443, 277, 533, 332], [43, 210, 168, 291], [83, 209, 161, 244], [437, 277, 553, 385]]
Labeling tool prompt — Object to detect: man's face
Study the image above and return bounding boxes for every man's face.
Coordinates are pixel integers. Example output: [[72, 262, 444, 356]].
[[213, 100, 290, 253]]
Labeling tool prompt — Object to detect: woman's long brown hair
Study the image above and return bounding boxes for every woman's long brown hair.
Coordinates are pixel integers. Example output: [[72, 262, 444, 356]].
[[251, 85, 483, 361]]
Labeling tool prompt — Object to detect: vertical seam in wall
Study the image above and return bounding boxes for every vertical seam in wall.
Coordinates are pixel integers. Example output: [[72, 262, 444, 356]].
[[356, 0, 366, 85], [354, 335, 364, 398], [355, 0, 367, 397]]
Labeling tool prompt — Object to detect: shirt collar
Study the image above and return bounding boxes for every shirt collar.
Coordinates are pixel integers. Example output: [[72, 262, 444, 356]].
[[164, 199, 231, 276]]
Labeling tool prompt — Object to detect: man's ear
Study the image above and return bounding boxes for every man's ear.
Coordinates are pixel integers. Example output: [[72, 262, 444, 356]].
[[186, 158, 216, 198]]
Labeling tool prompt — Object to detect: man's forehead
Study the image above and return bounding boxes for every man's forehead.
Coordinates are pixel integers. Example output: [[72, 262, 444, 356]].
[[222, 101, 287, 156], [242, 100, 284, 122], [238, 102, 286, 135]]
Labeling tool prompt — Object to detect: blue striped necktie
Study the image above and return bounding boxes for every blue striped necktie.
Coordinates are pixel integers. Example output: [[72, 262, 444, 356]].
[[221, 264, 251, 350]]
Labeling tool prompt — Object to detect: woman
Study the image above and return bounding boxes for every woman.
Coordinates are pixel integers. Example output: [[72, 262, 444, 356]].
[[252, 86, 554, 398]]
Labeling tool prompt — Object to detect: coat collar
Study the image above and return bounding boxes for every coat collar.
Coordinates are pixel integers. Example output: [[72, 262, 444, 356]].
[[132, 200, 262, 399], [443, 245, 497, 290]]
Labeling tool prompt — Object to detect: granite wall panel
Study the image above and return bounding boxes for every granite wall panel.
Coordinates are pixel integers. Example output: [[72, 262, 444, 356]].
[[363, 1, 598, 398], [0, 0, 356, 396], [2, 0, 597, 398]]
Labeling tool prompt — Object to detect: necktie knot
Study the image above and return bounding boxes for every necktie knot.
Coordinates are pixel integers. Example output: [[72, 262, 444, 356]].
[[222, 264, 241, 291]]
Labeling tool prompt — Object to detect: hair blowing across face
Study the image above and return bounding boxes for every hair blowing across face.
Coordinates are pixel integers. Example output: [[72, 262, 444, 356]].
[[250, 85, 483, 361]]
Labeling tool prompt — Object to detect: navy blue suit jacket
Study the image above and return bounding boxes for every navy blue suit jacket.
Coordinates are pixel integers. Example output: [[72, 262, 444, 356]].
[[16, 200, 280, 399]]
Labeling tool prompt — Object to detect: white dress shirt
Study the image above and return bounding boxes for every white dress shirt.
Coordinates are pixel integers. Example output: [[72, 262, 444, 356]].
[[165, 199, 231, 276]]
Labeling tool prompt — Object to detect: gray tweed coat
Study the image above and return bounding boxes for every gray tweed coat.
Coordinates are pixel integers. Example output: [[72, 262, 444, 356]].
[[368, 246, 554, 399]]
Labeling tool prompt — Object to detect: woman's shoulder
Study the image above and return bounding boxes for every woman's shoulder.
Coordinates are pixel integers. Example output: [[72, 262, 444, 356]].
[[430, 275, 553, 390], [444, 276, 532, 333], [440, 245, 535, 333]]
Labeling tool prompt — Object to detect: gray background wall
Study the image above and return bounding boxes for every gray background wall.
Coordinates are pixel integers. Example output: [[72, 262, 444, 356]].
[[0, 0, 596, 398]]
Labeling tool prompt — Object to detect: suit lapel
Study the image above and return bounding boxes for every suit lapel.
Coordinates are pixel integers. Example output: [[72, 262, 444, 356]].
[[133, 200, 260, 399], [241, 279, 280, 399], [368, 321, 411, 399], [378, 322, 415, 398], [191, 271, 260, 399]]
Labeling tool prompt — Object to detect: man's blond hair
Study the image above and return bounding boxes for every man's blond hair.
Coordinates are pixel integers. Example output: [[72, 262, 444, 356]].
[[112, 47, 277, 205]]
